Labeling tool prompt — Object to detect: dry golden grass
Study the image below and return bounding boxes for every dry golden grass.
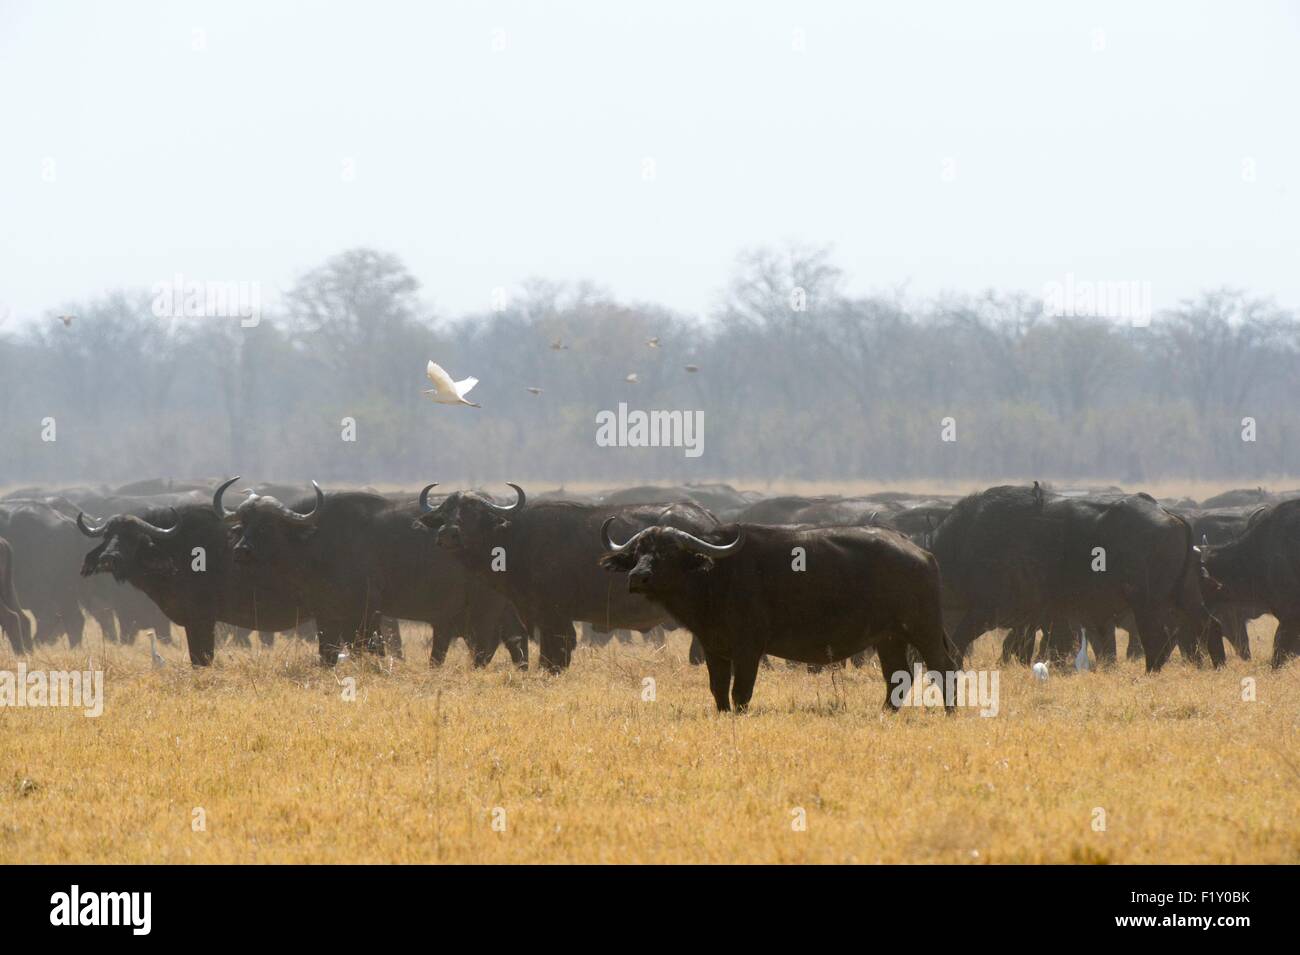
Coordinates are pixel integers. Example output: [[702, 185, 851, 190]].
[[2, 620, 1298, 864]]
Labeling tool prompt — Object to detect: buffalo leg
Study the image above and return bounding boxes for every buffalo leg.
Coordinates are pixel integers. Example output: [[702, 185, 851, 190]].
[[257, 630, 275, 648], [0, 605, 27, 654], [469, 628, 498, 668], [504, 632, 528, 669], [1042, 619, 1076, 667], [949, 609, 991, 665], [184, 622, 216, 667], [429, 626, 457, 666], [316, 622, 344, 666], [876, 636, 911, 712], [702, 647, 732, 711], [65, 611, 84, 649], [730, 649, 762, 712], [905, 611, 959, 711], [1196, 611, 1227, 669], [382, 618, 403, 659], [1272, 618, 1300, 669], [32, 612, 61, 647], [537, 623, 575, 674], [465, 604, 507, 668], [88, 606, 119, 644], [1001, 625, 1035, 665], [1227, 610, 1251, 660], [1089, 620, 1117, 665], [687, 634, 707, 665], [11, 609, 34, 654], [1133, 607, 1174, 672]]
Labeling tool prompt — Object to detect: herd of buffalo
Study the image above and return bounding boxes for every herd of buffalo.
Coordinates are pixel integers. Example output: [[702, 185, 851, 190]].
[[0, 477, 1296, 711]]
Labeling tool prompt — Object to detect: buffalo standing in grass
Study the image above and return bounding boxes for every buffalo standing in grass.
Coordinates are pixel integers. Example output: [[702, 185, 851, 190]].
[[1201, 498, 1300, 668], [78, 501, 306, 666], [599, 521, 959, 712], [0, 501, 111, 648], [0, 535, 33, 654], [930, 485, 1222, 671], [215, 480, 526, 668], [414, 484, 717, 673]]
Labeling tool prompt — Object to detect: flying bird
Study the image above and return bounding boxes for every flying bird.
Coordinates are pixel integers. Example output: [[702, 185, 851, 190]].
[[549, 338, 568, 351], [684, 364, 699, 373], [625, 373, 639, 384], [526, 386, 543, 395], [149, 630, 167, 669], [645, 337, 660, 348], [423, 360, 481, 407], [57, 314, 75, 327]]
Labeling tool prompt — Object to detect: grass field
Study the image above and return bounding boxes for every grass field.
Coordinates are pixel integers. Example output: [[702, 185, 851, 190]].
[[2, 621, 1298, 864]]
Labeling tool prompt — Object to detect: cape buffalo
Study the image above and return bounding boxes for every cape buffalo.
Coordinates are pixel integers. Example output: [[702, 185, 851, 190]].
[[215, 479, 525, 667], [0, 535, 33, 654], [1185, 506, 1267, 660], [930, 485, 1223, 671], [1201, 498, 1300, 667], [0, 501, 102, 648], [599, 521, 960, 712], [78, 502, 307, 666], [414, 484, 715, 673]]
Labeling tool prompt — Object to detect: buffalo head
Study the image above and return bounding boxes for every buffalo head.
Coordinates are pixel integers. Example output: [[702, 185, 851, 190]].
[[213, 476, 324, 563], [412, 483, 525, 551], [598, 521, 743, 595], [78, 508, 182, 582]]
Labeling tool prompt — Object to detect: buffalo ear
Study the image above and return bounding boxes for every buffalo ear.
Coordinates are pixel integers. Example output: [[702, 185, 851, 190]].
[[80, 543, 106, 577], [689, 555, 716, 573], [598, 552, 637, 572]]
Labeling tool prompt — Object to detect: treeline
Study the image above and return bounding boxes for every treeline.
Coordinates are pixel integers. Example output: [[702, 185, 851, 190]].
[[2, 245, 1297, 486]]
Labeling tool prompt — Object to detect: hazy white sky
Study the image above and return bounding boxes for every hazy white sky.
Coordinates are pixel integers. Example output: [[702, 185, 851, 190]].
[[1, 0, 1297, 324]]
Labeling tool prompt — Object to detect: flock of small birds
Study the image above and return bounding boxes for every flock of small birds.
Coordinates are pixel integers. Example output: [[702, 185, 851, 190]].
[[428, 333, 701, 409], [48, 316, 703, 403]]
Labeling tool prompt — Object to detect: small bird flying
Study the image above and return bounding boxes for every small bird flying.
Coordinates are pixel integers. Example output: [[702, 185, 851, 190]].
[[684, 364, 699, 373], [625, 372, 639, 384], [645, 337, 660, 348], [549, 338, 568, 351], [57, 314, 75, 327], [423, 360, 480, 407], [526, 386, 543, 395]]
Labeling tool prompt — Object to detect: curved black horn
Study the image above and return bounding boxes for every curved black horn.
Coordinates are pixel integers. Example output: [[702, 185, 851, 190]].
[[664, 526, 744, 558], [418, 483, 439, 513], [274, 481, 324, 526], [77, 512, 108, 538], [213, 476, 241, 520], [136, 507, 181, 541], [600, 517, 654, 554], [487, 483, 525, 513]]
